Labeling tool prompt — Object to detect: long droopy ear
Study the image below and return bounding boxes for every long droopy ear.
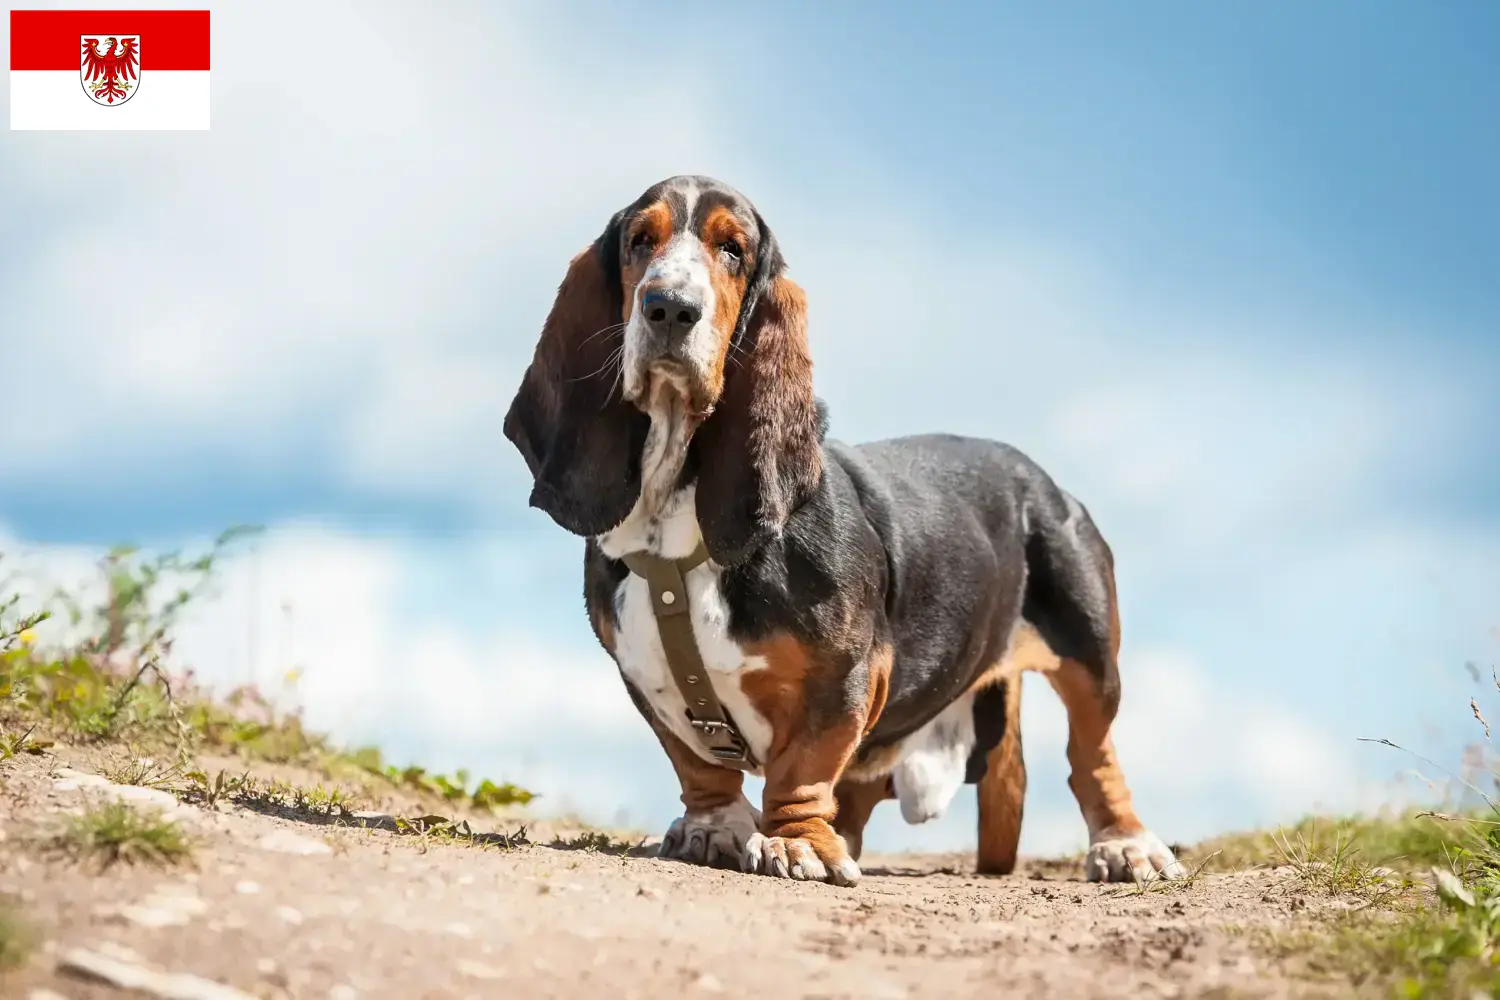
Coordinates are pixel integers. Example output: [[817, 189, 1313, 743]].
[[504, 213, 649, 538], [692, 226, 824, 566]]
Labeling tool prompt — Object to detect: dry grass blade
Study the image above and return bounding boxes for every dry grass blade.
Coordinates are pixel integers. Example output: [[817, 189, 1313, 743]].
[[53, 802, 193, 869], [1268, 827, 1405, 901], [1102, 851, 1220, 896], [0, 725, 53, 761], [101, 751, 188, 789], [549, 830, 650, 858]]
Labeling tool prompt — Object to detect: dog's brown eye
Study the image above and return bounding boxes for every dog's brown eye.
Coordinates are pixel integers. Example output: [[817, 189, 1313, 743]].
[[629, 231, 653, 255], [719, 240, 743, 263]]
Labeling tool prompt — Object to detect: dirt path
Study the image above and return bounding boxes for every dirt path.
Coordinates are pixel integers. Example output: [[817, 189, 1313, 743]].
[[0, 750, 1331, 999]]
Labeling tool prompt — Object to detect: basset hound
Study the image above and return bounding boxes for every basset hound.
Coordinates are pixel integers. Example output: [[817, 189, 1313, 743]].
[[504, 175, 1184, 886]]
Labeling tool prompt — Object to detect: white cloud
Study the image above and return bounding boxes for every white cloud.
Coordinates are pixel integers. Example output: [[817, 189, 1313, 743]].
[[3, 0, 1479, 553], [1109, 651, 1364, 838]]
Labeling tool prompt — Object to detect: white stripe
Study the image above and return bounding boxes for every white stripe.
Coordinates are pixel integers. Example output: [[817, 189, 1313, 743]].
[[10, 70, 210, 131]]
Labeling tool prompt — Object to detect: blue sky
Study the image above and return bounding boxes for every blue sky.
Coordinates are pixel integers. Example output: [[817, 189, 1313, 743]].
[[2, 1, 1497, 854]]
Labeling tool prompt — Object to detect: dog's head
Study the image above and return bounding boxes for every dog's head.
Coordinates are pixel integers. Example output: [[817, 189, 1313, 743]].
[[504, 175, 824, 565]]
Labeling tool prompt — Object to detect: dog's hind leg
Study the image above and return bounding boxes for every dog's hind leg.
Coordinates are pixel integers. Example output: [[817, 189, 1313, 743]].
[[1023, 489, 1185, 883], [973, 675, 1026, 875]]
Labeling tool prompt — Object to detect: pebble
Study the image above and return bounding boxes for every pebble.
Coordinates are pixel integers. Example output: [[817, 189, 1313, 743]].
[[109, 785, 183, 811], [234, 880, 261, 895], [118, 905, 191, 929], [695, 972, 724, 992], [28, 989, 72, 1000], [257, 830, 333, 856], [275, 906, 304, 926], [95, 941, 145, 964], [455, 960, 505, 980], [51, 769, 111, 792], [58, 946, 258, 1000], [118, 884, 208, 928], [50, 768, 197, 820], [329, 986, 359, 1000]]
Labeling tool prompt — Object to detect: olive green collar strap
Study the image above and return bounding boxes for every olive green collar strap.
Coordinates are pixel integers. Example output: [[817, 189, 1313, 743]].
[[619, 543, 757, 771]]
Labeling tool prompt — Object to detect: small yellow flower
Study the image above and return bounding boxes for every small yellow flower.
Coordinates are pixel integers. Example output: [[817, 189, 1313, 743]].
[[283, 667, 303, 685], [17, 630, 35, 647]]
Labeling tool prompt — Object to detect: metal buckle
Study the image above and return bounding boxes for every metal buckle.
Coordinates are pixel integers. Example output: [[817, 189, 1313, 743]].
[[691, 718, 748, 761]]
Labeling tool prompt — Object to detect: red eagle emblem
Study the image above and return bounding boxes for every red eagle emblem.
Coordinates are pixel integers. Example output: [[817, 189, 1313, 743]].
[[80, 35, 141, 106]]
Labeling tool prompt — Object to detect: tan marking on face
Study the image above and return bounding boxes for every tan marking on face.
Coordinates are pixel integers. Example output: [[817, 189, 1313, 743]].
[[698, 204, 751, 393], [620, 200, 676, 323]]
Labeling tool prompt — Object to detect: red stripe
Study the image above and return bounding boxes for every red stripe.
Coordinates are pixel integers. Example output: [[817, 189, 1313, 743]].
[[10, 9, 210, 71]]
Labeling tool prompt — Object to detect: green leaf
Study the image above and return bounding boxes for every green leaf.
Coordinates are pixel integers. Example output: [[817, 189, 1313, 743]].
[[1432, 866, 1476, 909]]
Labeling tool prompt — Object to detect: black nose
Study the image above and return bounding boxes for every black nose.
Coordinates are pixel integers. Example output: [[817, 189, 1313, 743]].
[[640, 287, 704, 339]]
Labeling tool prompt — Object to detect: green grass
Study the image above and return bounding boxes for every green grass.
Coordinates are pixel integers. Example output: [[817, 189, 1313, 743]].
[[1191, 721, 1500, 995], [0, 901, 32, 973], [1255, 848, 1500, 997], [549, 830, 650, 857], [53, 801, 193, 868], [1100, 850, 1221, 897], [100, 751, 189, 789], [0, 539, 537, 816], [1189, 810, 1474, 877], [389, 814, 532, 852], [368, 763, 536, 809], [180, 768, 360, 819], [0, 725, 51, 761]]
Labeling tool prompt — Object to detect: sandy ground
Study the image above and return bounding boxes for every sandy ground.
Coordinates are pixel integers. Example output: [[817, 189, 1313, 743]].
[[0, 748, 1339, 1000]]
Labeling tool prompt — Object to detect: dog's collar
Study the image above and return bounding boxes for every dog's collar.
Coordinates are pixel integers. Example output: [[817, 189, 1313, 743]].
[[620, 544, 758, 771]]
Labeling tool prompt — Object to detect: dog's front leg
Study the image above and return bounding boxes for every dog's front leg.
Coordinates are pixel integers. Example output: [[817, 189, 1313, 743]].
[[743, 711, 866, 887], [648, 715, 761, 870]]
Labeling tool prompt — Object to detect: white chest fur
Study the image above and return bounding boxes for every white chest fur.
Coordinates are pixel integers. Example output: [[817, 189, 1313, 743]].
[[601, 483, 774, 772], [611, 562, 774, 771]]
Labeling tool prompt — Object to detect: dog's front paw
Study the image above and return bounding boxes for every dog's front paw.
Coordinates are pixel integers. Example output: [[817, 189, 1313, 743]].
[[1086, 827, 1185, 883], [742, 821, 861, 886], [659, 797, 759, 870]]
